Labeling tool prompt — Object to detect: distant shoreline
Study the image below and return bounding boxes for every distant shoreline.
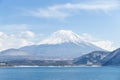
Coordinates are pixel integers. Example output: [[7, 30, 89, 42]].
[[0, 65, 102, 68]]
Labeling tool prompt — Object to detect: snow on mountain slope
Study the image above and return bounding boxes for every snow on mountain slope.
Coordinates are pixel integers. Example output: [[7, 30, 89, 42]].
[[39, 30, 103, 49], [39, 30, 86, 45]]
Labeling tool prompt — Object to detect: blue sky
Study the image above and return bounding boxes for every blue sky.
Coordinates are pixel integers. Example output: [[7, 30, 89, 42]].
[[0, 0, 120, 51]]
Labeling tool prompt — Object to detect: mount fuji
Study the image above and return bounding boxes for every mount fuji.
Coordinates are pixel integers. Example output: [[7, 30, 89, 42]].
[[0, 30, 104, 61]]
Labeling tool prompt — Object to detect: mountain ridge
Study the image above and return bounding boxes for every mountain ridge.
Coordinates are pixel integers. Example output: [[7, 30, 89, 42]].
[[102, 48, 120, 66], [0, 30, 104, 61]]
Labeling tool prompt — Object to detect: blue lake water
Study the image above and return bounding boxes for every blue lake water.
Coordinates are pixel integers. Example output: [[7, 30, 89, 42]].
[[0, 67, 120, 80]]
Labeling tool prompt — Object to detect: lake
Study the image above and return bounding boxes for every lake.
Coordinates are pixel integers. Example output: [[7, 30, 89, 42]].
[[0, 66, 119, 80]]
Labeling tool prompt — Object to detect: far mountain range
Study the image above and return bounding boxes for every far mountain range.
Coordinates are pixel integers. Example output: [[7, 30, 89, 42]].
[[0, 30, 119, 66]]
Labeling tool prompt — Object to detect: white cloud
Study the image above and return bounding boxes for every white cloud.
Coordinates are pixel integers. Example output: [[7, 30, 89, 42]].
[[0, 24, 46, 51], [80, 33, 115, 51], [81, 33, 93, 41], [19, 31, 36, 39], [0, 32, 4, 36], [27, 0, 120, 18], [28, 8, 68, 18], [92, 40, 115, 51], [0, 24, 35, 51], [0, 31, 35, 51]]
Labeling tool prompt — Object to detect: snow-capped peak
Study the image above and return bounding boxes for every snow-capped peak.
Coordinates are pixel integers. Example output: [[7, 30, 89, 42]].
[[39, 30, 84, 44]]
